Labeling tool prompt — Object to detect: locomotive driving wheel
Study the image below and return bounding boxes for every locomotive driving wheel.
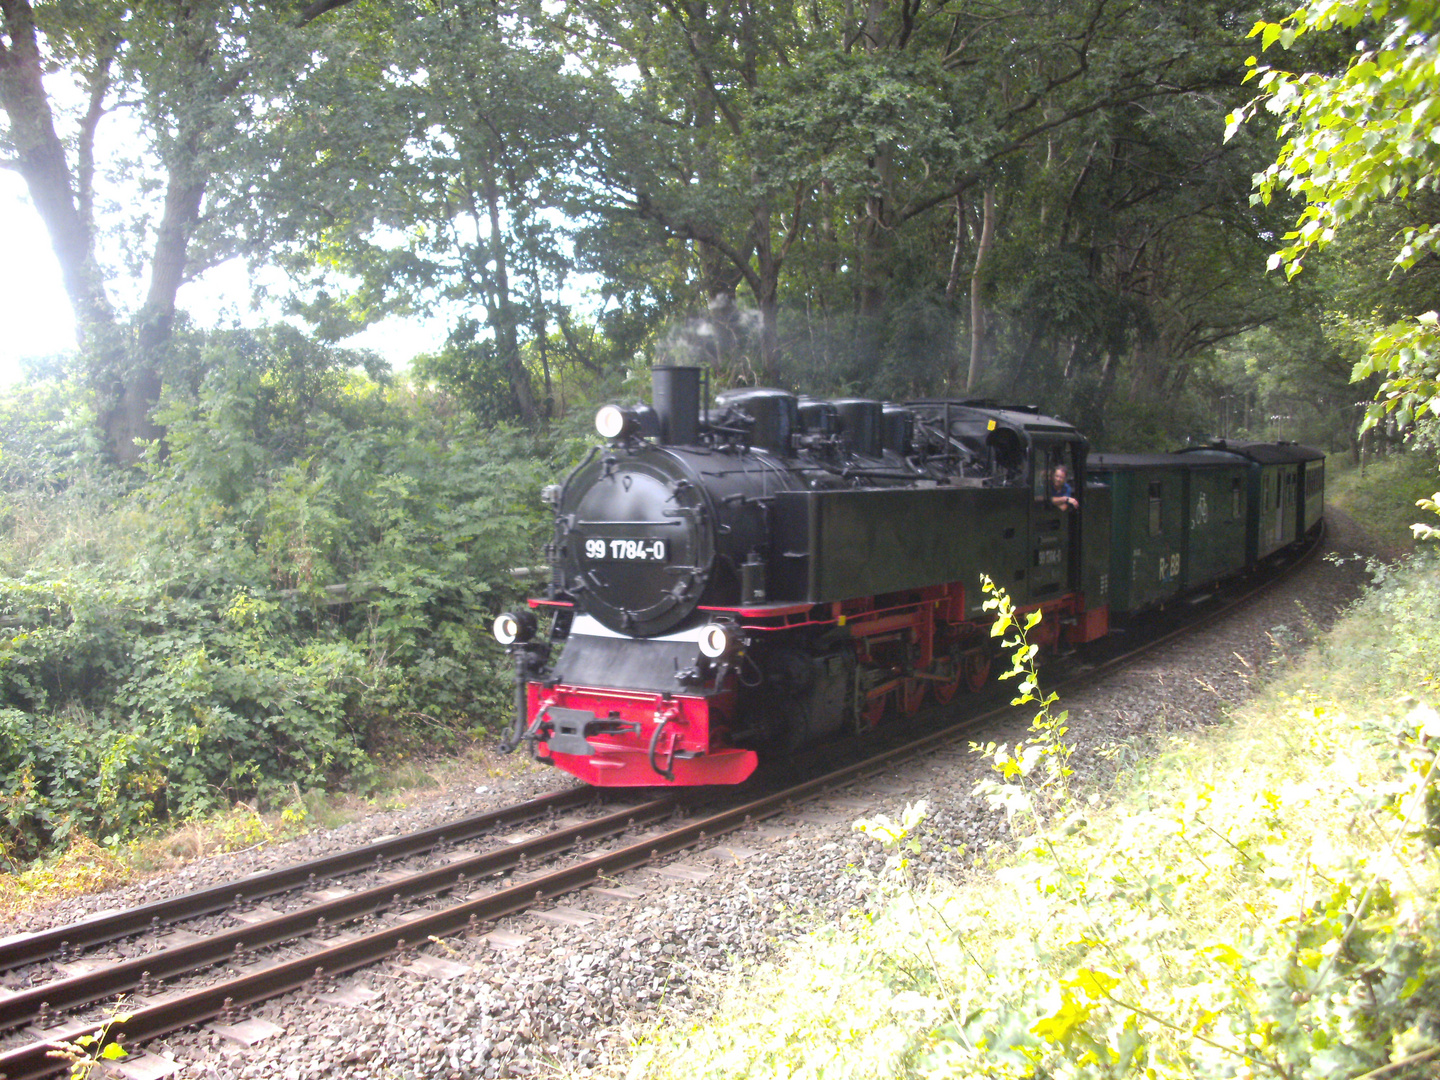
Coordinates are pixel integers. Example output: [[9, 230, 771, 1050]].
[[962, 646, 991, 693]]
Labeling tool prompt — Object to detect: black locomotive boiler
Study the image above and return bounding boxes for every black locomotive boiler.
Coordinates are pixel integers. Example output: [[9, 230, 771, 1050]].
[[492, 367, 1324, 787]]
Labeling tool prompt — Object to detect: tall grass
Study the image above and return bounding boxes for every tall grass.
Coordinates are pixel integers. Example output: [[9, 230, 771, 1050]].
[[1327, 451, 1440, 554]]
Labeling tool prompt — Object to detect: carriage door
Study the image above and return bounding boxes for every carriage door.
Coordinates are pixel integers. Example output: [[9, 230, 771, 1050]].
[[1029, 441, 1076, 600]]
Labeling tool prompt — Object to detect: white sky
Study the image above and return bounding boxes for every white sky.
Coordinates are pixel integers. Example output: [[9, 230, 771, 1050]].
[[1, 174, 73, 375], [0, 173, 449, 384]]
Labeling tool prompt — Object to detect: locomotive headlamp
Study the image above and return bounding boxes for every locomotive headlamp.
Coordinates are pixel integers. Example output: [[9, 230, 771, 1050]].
[[595, 404, 638, 440], [698, 622, 733, 659], [493, 610, 538, 645]]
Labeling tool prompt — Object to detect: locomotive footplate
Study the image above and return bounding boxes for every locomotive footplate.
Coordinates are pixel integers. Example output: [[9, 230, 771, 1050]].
[[543, 706, 641, 756]]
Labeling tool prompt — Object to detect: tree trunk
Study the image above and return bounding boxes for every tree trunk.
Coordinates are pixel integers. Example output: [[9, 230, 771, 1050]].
[[856, 0, 893, 325], [1099, 349, 1119, 400], [945, 193, 966, 300], [534, 285, 552, 419], [6, 0, 368, 462], [102, 130, 208, 463], [749, 195, 783, 385], [697, 241, 746, 380], [480, 148, 538, 425], [754, 260, 781, 386], [1, 4, 167, 464], [966, 187, 995, 391], [0, 0, 113, 343]]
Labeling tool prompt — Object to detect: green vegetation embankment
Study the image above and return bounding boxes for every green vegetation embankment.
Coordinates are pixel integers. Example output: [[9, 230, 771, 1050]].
[[624, 543, 1440, 1079], [1327, 453, 1440, 560]]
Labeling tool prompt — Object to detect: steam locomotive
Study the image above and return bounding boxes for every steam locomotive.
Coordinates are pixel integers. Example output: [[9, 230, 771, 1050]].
[[493, 367, 1324, 787]]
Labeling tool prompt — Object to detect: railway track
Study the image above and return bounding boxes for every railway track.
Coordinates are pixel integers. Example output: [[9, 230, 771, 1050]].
[[0, 529, 1322, 1080]]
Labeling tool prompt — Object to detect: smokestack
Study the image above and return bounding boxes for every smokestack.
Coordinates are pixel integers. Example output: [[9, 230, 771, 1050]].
[[651, 366, 703, 445]]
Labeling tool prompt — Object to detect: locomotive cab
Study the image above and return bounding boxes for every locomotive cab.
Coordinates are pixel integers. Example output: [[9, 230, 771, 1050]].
[[907, 401, 1089, 607]]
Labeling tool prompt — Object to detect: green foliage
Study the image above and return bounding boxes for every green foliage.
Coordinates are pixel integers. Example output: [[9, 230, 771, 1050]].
[[1360, 314, 1440, 433], [0, 329, 570, 862], [854, 800, 931, 889], [0, 575, 372, 862], [0, 376, 129, 574], [12, 0, 1324, 459], [1230, 0, 1440, 438], [50, 1005, 131, 1079], [413, 318, 531, 426], [557, 0, 1285, 403], [1327, 452, 1440, 552], [1207, 314, 1370, 456], [970, 576, 1074, 827]]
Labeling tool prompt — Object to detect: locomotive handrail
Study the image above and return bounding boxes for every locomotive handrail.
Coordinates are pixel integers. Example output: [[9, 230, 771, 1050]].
[[648, 705, 678, 781], [576, 519, 684, 526]]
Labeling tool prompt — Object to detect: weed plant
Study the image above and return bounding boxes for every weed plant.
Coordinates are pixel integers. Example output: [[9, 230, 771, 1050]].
[[624, 560, 1440, 1079]]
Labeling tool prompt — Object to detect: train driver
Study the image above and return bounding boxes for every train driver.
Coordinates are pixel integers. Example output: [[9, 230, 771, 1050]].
[[1051, 465, 1079, 511]]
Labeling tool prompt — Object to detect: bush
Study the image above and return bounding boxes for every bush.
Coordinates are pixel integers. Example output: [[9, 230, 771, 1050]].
[[0, 576, 371, 861], [0, 329, 589, 861]]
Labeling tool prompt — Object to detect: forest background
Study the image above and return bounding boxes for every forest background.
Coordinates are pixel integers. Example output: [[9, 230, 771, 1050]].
[[0, 0, 1436, 864]]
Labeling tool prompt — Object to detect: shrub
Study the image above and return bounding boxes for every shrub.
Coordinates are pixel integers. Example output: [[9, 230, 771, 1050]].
[[0, 328, 591, 860]]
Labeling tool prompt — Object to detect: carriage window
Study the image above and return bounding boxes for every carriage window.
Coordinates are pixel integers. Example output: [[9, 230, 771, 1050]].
[[1231, 477, 1243, 520], [1148, 481, 1163, 535]]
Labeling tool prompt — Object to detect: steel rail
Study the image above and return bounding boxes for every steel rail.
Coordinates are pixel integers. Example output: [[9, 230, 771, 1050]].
[[0, 786, 602, 974], [0, 525, 1328, 1080], [0, 794, 684, 1034], [0, 721, 994, 1080]]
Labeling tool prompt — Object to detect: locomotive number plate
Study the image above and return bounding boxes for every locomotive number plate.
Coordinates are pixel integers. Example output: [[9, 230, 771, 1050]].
[[585, 538, 668, 562]]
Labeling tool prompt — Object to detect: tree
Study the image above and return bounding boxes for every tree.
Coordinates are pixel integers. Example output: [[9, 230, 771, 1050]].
[[565, 0, 1287, 402], [0, 0, 360, 463], [977, 87, 1292, 420], [1229, 0, 1440, 434], [246, 0, 609, 425]]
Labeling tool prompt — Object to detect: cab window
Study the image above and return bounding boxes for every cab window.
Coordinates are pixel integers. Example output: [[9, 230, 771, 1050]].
[[1034, 446, 1074, 504]]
